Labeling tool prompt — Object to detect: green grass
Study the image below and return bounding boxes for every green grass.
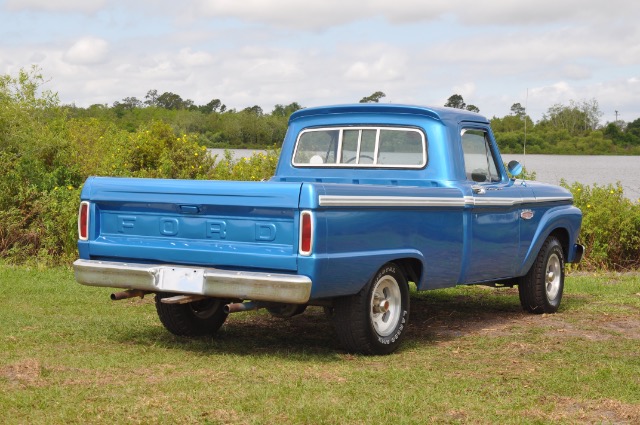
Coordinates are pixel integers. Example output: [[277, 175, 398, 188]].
[[1, 266, 639, 424]]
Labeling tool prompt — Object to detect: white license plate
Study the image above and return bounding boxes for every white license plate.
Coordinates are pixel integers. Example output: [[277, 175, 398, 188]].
[[159, 267, 205, 293]]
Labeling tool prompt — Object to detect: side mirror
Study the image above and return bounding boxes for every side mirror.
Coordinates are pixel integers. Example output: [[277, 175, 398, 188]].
[[507, 160, 523, 177]]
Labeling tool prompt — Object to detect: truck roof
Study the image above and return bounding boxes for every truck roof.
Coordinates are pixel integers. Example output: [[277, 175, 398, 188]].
[[289, 103, 489, 125]]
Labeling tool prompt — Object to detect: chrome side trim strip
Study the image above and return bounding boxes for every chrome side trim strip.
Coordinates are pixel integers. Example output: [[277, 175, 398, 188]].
[[73, 259, 312, 303], [319, 195, 573, 208], [318, 195, 466, 207], [522, 196, 574, 204]]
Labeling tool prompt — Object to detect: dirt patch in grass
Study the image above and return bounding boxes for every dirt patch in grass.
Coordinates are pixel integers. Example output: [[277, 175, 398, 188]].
[[528, 397, 640, 424], [0, 358, 43, 388], [406, 288, 640, 346], [200, 409, 249, 425], [600, 317, 640, 339]]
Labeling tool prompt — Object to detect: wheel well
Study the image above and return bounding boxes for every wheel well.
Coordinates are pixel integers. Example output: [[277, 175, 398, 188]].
[[394, 258, 423, 285], [549, 228, 570, 259]]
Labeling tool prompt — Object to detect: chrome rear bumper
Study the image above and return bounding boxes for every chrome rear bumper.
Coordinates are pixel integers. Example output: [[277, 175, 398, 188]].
[[73, 259, 312, 304]]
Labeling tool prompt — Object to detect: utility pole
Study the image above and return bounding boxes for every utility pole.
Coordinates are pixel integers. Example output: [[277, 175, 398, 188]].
[[615, 110, 619, 121]]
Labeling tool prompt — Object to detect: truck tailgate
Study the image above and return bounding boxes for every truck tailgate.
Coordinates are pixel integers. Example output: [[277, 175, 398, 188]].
[[79, 177, 303, 271]]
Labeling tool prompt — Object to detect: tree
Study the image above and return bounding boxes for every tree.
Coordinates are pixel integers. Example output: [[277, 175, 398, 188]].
[[510, 102, 526, 119], [603, 122, 626, 145], [113, 96, 142, 110], [625, 118, 640, 145], [359, 91, 386, 103], [541, 99, 602, 135], [156, 92, 185, 110], [144, 89, 158, 107], [200, 98, 226, 114], [243, 105, 263, 116], [271, 102, 303, 117], [183, 98, 195, 110], [445, 94, 480, 112], [444, 94, 466, 109]]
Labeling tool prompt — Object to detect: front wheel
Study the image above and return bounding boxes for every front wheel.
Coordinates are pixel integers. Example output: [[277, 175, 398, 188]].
[[518, 236, 565, 314], [331, 263, 410, 355], [155, 293, 229, 336]]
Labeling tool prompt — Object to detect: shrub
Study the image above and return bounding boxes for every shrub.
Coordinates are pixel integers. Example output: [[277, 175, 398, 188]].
[[0, 67, 80, 264], [0, 69, 279, 264], [563, 181, 640, 270], [208, 149, 279, 181]]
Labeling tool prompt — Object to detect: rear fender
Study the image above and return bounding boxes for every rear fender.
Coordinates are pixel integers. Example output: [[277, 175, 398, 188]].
[[306, 250, 425, 299]]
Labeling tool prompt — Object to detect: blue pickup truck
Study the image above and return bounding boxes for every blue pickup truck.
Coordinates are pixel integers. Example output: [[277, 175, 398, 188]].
[[74, 104, 584, 355]]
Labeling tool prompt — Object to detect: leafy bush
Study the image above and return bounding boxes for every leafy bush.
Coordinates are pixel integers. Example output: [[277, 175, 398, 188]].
[[0, 67, 81, 264], [563, 181, 640, 270], [208, 149, 279, 181], [0, 68, 278, 265]]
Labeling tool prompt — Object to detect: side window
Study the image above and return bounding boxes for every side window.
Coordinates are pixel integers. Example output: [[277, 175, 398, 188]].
[[461, 129, 500, 182]]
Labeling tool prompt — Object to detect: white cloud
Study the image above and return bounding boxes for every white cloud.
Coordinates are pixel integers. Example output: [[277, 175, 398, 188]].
[[63, 37, 110, 65], [190, 0, 640, 30], [2, 0, 640, 125], [4, 0, 107, 13], [344, 51, 407, 82], [451, 82, 476, 100], [177, 48, 214, 67], [560, 65, 592, 80]]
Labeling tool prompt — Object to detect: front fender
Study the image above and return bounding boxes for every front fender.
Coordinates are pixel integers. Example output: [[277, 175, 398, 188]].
[[517, 205, 582, 276]]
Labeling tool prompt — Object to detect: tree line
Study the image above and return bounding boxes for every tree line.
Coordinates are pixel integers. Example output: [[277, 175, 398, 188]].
[[65, 88, 640, 154]]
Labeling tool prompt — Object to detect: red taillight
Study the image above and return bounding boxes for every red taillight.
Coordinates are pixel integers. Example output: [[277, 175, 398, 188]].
[[299, 211, 313, 256], [78, 201, 89, 240]]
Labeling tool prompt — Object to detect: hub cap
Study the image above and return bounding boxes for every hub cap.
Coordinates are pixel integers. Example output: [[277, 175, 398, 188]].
[[546, 253, 561, 301], [370, 275, 402, 337]]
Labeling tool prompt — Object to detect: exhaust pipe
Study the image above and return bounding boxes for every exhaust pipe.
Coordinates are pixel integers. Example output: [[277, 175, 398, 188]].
[[111, 289, 148, 301], [223, 301, 260, 314]]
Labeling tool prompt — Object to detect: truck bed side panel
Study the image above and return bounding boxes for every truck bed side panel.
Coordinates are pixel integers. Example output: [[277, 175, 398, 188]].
[[304, 184, 465, 299]]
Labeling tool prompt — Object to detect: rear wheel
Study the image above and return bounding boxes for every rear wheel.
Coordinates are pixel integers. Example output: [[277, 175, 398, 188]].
[[518, 236, 565, 314], [331, 263, 410, 355], [155, 293, 228, 336]]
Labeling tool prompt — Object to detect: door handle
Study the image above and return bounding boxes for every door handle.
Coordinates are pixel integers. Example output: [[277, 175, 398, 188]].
[[472, 185, 486, 195]]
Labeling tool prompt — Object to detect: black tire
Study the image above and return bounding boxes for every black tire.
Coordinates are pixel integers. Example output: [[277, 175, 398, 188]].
[[518, 236, 565, 314], [331, 263, 410, 355], [155, 293, 228, 336]]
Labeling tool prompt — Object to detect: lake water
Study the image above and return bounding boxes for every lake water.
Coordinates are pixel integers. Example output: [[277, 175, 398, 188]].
[[209, 149, 640, 200], [502, 154, 640, 200]]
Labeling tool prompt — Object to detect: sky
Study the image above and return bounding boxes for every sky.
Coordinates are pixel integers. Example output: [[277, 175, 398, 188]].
[[1, 0, 639, 124]]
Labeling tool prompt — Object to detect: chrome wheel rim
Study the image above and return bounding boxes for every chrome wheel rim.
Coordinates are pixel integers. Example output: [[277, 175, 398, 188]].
[[370, 275, 402, 337], [546, 253, 561, 301]]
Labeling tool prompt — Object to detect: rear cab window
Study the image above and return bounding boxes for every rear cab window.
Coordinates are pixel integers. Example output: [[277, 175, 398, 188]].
[[292, 127, 427, 168]]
